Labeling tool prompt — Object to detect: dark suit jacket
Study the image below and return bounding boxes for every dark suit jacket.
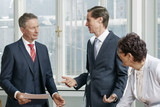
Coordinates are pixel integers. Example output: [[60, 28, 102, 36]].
[[75, 31, 128, 107], [0, 38, 57, 107]]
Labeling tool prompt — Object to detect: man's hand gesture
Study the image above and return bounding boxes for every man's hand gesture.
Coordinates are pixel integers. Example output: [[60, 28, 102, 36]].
[[61, 76, 77, 88], [53, 93, 65, 107]]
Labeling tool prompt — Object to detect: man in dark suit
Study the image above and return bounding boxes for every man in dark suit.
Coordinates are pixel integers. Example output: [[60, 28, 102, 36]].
[[0, 13, 65, 107], [61, 6, 128, 107]]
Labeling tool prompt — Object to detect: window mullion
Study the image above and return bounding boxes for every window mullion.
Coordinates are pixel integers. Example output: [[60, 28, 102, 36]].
[[14, 0, 26, 41], [56, 0, 65, 83]]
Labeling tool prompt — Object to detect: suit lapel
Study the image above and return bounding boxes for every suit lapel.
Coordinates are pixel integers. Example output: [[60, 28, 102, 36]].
[[35, 42, 46, 87], [18, 38, 34, 74], [87, 40, 95, 72], [35, 42, 41, 70], [89, 40, 95, 62], [95, 31, 113, 61], [35, 42, 44, 78]]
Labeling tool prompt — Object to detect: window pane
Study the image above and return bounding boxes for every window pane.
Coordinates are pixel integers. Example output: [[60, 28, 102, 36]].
[[158, 0, 160, 58], [64, 0, 99, 75], [26, 0, 56, 76], [107, 0, 127, 37], [0, 0, 14, 72]]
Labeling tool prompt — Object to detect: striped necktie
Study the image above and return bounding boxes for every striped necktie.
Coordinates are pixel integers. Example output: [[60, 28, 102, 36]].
[[28, 44, 36, 62]]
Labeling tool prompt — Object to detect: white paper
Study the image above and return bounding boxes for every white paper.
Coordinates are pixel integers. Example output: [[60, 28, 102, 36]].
[[24, 93, 49, 99]]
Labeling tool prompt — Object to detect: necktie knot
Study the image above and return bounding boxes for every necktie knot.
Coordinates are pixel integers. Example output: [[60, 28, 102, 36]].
[[28, 44, 34, 49]]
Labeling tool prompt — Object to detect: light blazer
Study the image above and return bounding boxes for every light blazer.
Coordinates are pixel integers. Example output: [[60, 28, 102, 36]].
[[0, 38, 57, 107], [117, 54, 160, 107], [75, 31, 128, 107]]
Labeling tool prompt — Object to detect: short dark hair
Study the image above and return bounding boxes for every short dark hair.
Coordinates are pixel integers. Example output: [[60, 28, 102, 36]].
[[87, 6, 109, 28], [18, 13, 38, 28], [118, 32, 147, 62]]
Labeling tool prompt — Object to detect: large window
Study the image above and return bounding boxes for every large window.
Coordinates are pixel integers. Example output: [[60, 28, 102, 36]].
[[0, 0, 129, 81], [64, 0, 128, 76], [0, 0, 14, 72]]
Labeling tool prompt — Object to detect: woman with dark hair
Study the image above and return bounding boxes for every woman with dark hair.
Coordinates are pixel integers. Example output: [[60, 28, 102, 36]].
[[115, 32, 160, 107]]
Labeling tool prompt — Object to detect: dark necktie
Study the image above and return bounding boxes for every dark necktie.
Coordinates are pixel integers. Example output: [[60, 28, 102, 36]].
[[28, 44, 36, 62]]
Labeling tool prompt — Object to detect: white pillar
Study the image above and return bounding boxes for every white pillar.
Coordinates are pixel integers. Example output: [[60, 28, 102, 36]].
[[14, 0, 26, 41]]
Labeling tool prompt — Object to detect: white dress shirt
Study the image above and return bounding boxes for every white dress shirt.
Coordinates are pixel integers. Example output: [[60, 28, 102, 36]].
[[117, 54, 160, 107], [89, 29, 109, 46], [22, 37, 36, 55]]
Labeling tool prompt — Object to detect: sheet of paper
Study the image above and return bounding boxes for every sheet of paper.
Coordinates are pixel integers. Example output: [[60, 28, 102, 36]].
[[24, 93, 49, 99]]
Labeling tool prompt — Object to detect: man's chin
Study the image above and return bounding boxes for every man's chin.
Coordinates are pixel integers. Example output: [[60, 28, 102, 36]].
[[89, 31, 93, 33], [33, 36, 38, 40]]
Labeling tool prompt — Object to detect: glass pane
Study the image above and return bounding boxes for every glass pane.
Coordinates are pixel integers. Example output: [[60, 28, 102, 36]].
[[64, 0, 99, 75], [158, 0, 160, 58], [26, 0, 56, 77], [107, 0, 127, 37], [0, 0, 14, 72]]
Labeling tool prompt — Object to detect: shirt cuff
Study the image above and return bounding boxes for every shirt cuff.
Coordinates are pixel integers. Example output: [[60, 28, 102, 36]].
[[14, 91, 20, 99], [52, 92, 58, 98]]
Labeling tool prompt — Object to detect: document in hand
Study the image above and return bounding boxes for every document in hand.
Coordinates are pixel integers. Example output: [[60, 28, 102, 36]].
[[24, 93, 49, 105]]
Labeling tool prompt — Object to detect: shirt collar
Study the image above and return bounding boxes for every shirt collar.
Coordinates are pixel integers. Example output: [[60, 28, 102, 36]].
[[89, 29, 109, 45], [22, 37, 35, 45], [96, 29, 109, 43]]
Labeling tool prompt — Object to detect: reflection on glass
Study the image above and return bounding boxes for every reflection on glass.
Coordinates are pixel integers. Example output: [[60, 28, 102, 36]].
[[26, 0, 56, 74], [0, 0, 14, 72]]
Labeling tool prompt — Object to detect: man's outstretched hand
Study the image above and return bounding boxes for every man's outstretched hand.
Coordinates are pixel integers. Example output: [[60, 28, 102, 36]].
[[61, 76, 77, 88]]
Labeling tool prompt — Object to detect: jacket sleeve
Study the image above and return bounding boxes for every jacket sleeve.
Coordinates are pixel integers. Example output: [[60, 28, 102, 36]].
[[112, 51, 128, 101], [74, 73, 88, 90], [0, 46, 18, 99]]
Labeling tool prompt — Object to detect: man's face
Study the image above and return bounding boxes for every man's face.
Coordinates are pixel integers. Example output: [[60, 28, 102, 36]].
[[85, 11, 101, 34], [21, 18, 39, 43]]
